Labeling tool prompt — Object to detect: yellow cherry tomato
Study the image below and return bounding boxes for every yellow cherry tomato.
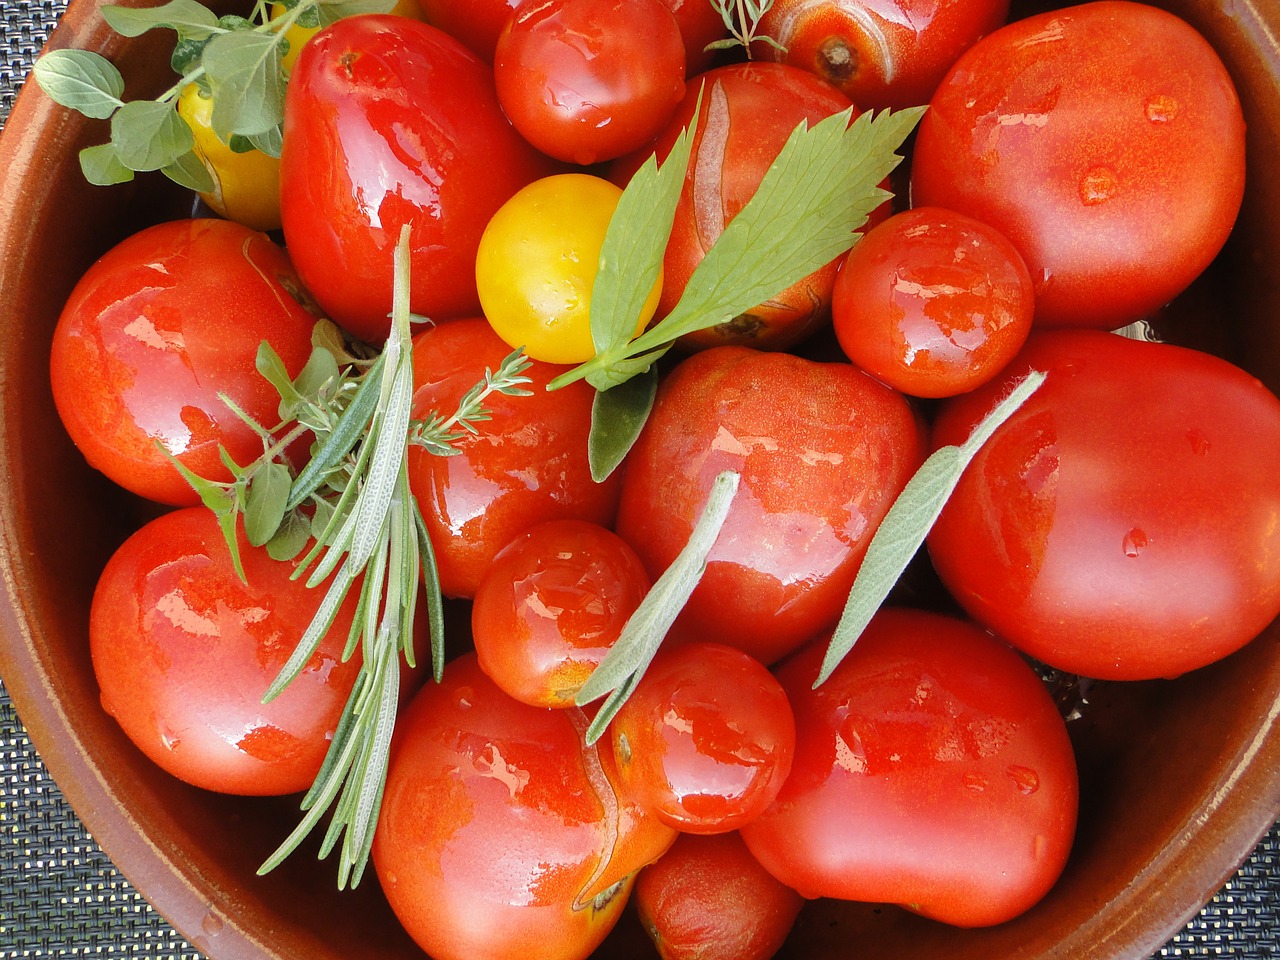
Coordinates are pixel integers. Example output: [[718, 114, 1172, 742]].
[[272, 0, 426, 73], [177, 84, 282, 232], [476, 174, 662, 365]]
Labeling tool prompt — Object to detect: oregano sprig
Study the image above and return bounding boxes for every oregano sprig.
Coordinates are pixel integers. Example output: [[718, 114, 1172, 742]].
[[31, 0, 395, 188]]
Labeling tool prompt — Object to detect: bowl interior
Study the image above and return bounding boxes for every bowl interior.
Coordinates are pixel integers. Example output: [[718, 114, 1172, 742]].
[[1, 0, 1278, 958]]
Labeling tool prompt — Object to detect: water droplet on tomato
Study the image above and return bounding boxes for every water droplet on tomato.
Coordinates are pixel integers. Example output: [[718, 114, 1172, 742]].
[[963, 772, 988, 793], [1079, 166, 1118, 205], [1007, 764, 1040, 795], [1122, 528, 1148, 558], [1145, 94, 1179, 123]]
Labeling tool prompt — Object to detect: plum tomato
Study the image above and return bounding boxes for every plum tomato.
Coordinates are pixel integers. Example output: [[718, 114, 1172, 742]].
[[609, 642, 796, 834], [414, 0, 522, 61], [373, 652, 676, 960], [177, 84, 282, 231], [910, 0, 1246, 329], [475, 174, 661, 364], [635, 832, 804, 960], [740, 608, 1079, 928], [49, 218, 318, 507], [280, 15, 556, 345], [493, 0, 687, 166], [664, 0, 730, 75], [610, 63, 865, 351], [927, 329, 1280, 681], [88, 507, 363, 796], [832, 206, 1034, 398], [272, 0, 426, 74], [473, 519, 651, 709], [755, 0, 1010, 110], [615, 346, 924, 665], [407, 319, 622, 599]]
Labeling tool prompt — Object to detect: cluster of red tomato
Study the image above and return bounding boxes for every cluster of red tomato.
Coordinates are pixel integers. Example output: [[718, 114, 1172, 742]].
[[43, 0, 1280, 958]]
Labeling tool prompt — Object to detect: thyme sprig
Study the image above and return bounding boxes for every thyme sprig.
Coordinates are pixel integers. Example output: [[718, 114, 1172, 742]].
[[705, 0, 786, 57]]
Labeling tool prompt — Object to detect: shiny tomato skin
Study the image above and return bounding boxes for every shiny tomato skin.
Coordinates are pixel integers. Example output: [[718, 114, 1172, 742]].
[[415, 0, 521, 61], [610, 63, 862, 351], [740, 608, 1078, 928], [832, 206, 1034, 398], [615, 346, 924, 665], [472, 519, 651, 709], [755, 0, 1010, 111], [665, 0, 729, 75], [611, 642, 796, 834], [49, 218, 318, 507], [635, 832, 804, 960], [494, 0, 686, 166], [280, 15, 556, 345], [910, 0, 1245, 329], [928, 330, 1280, 681], [407, 319, 622, 599], [89, 507, 362, 796], [373, 652, 675, 960]]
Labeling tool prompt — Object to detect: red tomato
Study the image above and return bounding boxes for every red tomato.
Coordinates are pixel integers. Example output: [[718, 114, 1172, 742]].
[[472, 519, 651, 709], [280, 15, 556, 344], [615, 346, 924, 666], [89, 507, 363, 796], [832, 206, 1034, 398], [740, 608, 1078, 928], [407, 319, 622, 599], [610, 642, 796, 834], [664, 0, 729, 75], [928, 329, 1280, 681], [414, 0, 520, 60], [635, 832, 804, 960], [373, 652, 676, 960], [49, 218, 318, 507], [494, 0, 687, 165], [910, 0, 1246, 329], [755, 0, 1010, 110], [610, 63, 863, 351]]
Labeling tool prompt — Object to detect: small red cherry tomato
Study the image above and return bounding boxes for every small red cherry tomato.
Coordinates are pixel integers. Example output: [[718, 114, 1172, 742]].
[[635, 831, 804, 960], [281, 15, 556, 344], [910, 0, 1246, 329], [49, 218, 318, 507], [756, 0, 1010, 110], [494, 0, 687, 166], [89, 507, 362, 796], [928, 329, 1280, 680], [832, 206, 1034, 398], [472, 519, 651, 709], [616, 346, 923, 665], [407, 319, 622, 599], [740, 608, 1079, 928], [610, 642, 796, 834], [373, 652, 676, 960]]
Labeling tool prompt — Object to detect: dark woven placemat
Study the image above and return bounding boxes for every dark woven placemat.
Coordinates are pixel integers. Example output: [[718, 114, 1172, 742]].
[[0, 1, 1277, 957]]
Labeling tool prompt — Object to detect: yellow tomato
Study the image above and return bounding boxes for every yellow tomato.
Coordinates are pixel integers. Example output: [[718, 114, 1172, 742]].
[[272, 0, 426, 73], [177, 84, 282, 232], [476, 174, 662, 365]]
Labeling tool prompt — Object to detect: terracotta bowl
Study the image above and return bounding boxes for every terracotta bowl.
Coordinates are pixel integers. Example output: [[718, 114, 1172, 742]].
[[1, 0, 1278, 957]]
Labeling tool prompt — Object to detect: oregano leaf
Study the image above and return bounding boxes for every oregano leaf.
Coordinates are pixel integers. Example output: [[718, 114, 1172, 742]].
[[203, 30, 287, 140], [79, 142, 134, 186], [32, 49, 125, 120], [267, 508, 312, 562], [587, 366, 658, 483], [162, 149, 216, 193], [315, 0, 400, 26], [245, 461, 293, 547], [111, 99, 194, 171], [247, 124, 284, 159], [815, 369, 1047, 687], [101, 0, 220, 39]]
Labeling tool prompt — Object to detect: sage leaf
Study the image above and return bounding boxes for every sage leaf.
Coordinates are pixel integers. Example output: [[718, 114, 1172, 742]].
[[245, 460, 293, 547], [111, 99, 193, 171], [203, 30, 287, 139], [101, 0, 220, 39], [162, 149, 216, 193], [588, 366, 658, 483], [79, 142, 134, 186], [815, 369, 1047, 687], [32, 49, 125, 119]]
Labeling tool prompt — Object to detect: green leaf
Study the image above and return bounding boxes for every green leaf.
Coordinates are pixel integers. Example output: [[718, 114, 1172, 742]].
[[267, 508, 311, 561], [79, 142, 134, 186], [247, 124, 284, 159], [162, 149, 216, 193], [315, 0, 400, 26], [32, 49, 125, 120], [257, 340, 306, 413], [295, 345, 342, 403], [111, 100, 194, 171], [203, 29, 287, 139], [588, 367, 658, 483], [576, 469, 741, 744], [589, 98, 700, 357], [245, 461, 293, 547], [101, 0, 220, 39], [815, 369, 1047, 687], [171, 35, 210, 76]]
